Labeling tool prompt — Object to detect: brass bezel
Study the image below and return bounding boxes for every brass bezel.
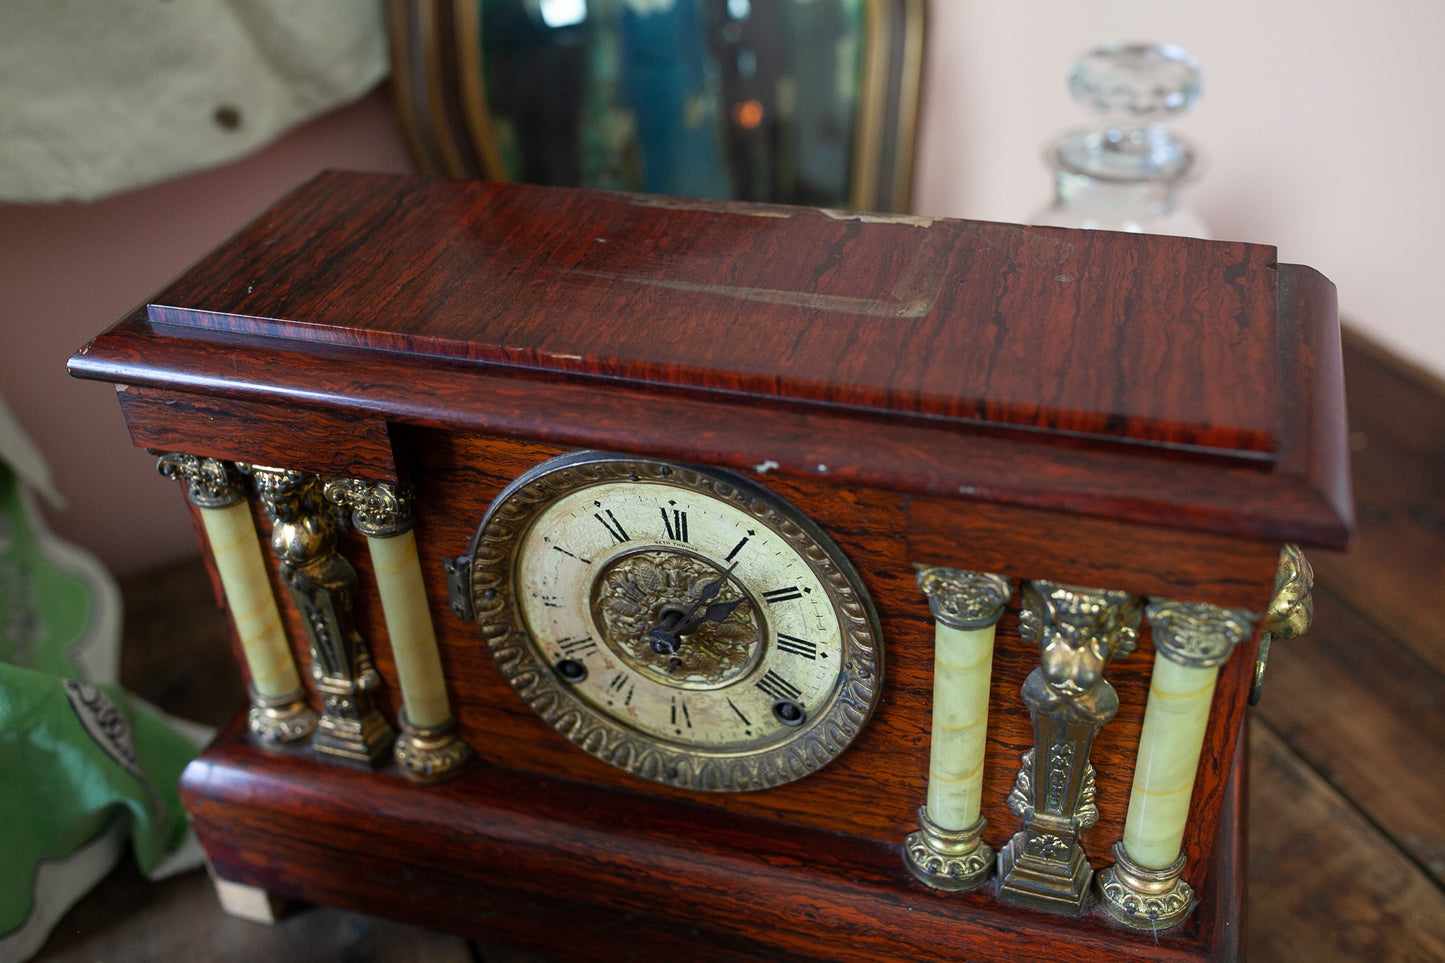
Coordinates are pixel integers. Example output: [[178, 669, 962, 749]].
[[467, 451, 884, 792]]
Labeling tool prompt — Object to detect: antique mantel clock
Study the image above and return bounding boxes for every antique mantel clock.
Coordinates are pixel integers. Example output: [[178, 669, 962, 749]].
[[69, 171, 1351, 962]]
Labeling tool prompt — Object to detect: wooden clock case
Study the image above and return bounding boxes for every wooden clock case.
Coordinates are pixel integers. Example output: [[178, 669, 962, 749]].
[[69, 172, 1351, 962]]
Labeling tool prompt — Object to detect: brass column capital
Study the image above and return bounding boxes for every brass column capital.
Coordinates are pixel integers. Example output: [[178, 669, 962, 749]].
[[915, 565, 1012, 629], [155, 452, 245, 507], [1145, 599, 1257, 669], [324, 478, 416, 537]]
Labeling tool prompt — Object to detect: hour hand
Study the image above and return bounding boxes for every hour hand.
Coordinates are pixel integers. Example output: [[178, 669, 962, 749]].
[[648, 563, 742, 654], [676, 595, 747, 634]]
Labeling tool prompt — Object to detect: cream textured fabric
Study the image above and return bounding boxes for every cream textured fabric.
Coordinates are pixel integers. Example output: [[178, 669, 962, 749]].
[[0, 0, 388, 202]]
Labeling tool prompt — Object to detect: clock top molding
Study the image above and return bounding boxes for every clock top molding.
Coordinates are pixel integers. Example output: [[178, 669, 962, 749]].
[[71, 171, 1351, 553]]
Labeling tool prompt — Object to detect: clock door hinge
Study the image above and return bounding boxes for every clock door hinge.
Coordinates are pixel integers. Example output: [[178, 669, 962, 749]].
[[443, 556, 474, 621]]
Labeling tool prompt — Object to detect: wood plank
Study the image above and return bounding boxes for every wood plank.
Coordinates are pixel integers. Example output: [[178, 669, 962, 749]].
[[1309, 327, 1445, 675], [1253, 585, 1445, 885], [1247, 721, 1445, 961]]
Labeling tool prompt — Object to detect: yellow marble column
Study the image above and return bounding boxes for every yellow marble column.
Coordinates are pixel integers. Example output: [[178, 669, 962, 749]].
[[1097, 598, 1256, 930], [197, 502, 298, 698], [1099, 546, 1313, 930], [326, 478, 471, 782], [156, 452, 315, 747], [904, 566, 1011, 892]]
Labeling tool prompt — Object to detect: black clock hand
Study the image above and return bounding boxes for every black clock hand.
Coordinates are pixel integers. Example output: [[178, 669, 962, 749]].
[[648, 562, 740, 655]]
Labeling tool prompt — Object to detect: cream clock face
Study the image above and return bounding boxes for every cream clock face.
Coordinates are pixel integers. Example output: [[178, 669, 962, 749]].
[[468, 452, 883, 792]]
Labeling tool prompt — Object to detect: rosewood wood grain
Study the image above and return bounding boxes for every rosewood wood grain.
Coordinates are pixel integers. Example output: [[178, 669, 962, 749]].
[[163, 427, 1243, 907], [73, 313, 1349, 551], [120, 386, 399, 481], [906, 496, 1281, 610], [137, 172, 1280, 456], [1199, 723, 1246, 963]]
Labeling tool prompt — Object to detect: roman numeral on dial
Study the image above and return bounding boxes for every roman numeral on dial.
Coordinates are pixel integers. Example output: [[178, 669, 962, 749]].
[[756, 669, 803, 704], [661, 505, 689, 542], [763, 586, 804, 604], [724, 531, 755, 562], [607, 672, 635, 706], [557, 636, 597, 657], [775, 633, 818, 660], [593, 506, 631, 543]]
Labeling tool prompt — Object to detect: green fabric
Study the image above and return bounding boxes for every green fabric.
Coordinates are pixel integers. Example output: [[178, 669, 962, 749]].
[[0, 451, 201, 955], [0, 463, 96, 677], [0, 663, 196, 934]]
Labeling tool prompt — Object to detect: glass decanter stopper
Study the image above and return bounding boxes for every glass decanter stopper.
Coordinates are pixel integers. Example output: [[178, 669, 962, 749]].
[[1031, 42, 1208, 237]]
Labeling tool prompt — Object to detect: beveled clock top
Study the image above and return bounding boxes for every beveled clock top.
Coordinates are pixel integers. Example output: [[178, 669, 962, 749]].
[[141, 171, 1280, 459]]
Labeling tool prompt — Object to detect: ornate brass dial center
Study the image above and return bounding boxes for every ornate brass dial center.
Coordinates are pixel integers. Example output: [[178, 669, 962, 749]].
[[591, 550, 762, 689]]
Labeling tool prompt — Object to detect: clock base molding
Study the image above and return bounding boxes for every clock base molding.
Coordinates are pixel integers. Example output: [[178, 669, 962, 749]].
[[183, 717, 1245, 963]]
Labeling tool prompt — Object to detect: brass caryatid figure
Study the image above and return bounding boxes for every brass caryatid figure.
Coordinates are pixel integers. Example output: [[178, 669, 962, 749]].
[[998, 580, 1142, 915], [248, 466, 394, 768]]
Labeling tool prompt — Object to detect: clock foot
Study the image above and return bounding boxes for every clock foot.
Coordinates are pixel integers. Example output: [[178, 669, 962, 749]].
[[904, 807, 993, 892], [208, 868, 289, 924]]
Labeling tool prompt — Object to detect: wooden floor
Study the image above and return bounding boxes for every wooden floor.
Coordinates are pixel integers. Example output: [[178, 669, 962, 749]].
[[31, 330, 1445, 962]]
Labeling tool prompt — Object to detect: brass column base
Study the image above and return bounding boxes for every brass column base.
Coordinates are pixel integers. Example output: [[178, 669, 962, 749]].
[[312, 703, 395, 769], [247, 685, 318, 748], [1096, 842, 1195, 931], [903, 807, 993, 892], [394, 712, 472, 783], [996, 820, 1093, 916]]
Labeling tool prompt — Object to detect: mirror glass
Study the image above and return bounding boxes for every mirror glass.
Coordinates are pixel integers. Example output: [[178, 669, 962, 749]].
[[477, 0, 865, 207]]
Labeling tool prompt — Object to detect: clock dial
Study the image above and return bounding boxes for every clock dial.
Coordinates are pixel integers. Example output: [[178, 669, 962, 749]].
[[468, 452, 884, 791]]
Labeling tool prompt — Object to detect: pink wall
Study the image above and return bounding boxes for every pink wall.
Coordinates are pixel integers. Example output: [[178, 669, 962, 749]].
[[0, 86, 414, 574], [914, 1, 1445, 383]]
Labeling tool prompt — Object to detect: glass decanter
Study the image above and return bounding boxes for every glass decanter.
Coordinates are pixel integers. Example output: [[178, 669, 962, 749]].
[[1031, 42, 1209, 238]]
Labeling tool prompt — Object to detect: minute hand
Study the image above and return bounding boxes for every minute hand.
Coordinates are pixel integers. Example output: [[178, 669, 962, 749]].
[[674, 561, 741, 632], [647, 561, 740, 654]]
